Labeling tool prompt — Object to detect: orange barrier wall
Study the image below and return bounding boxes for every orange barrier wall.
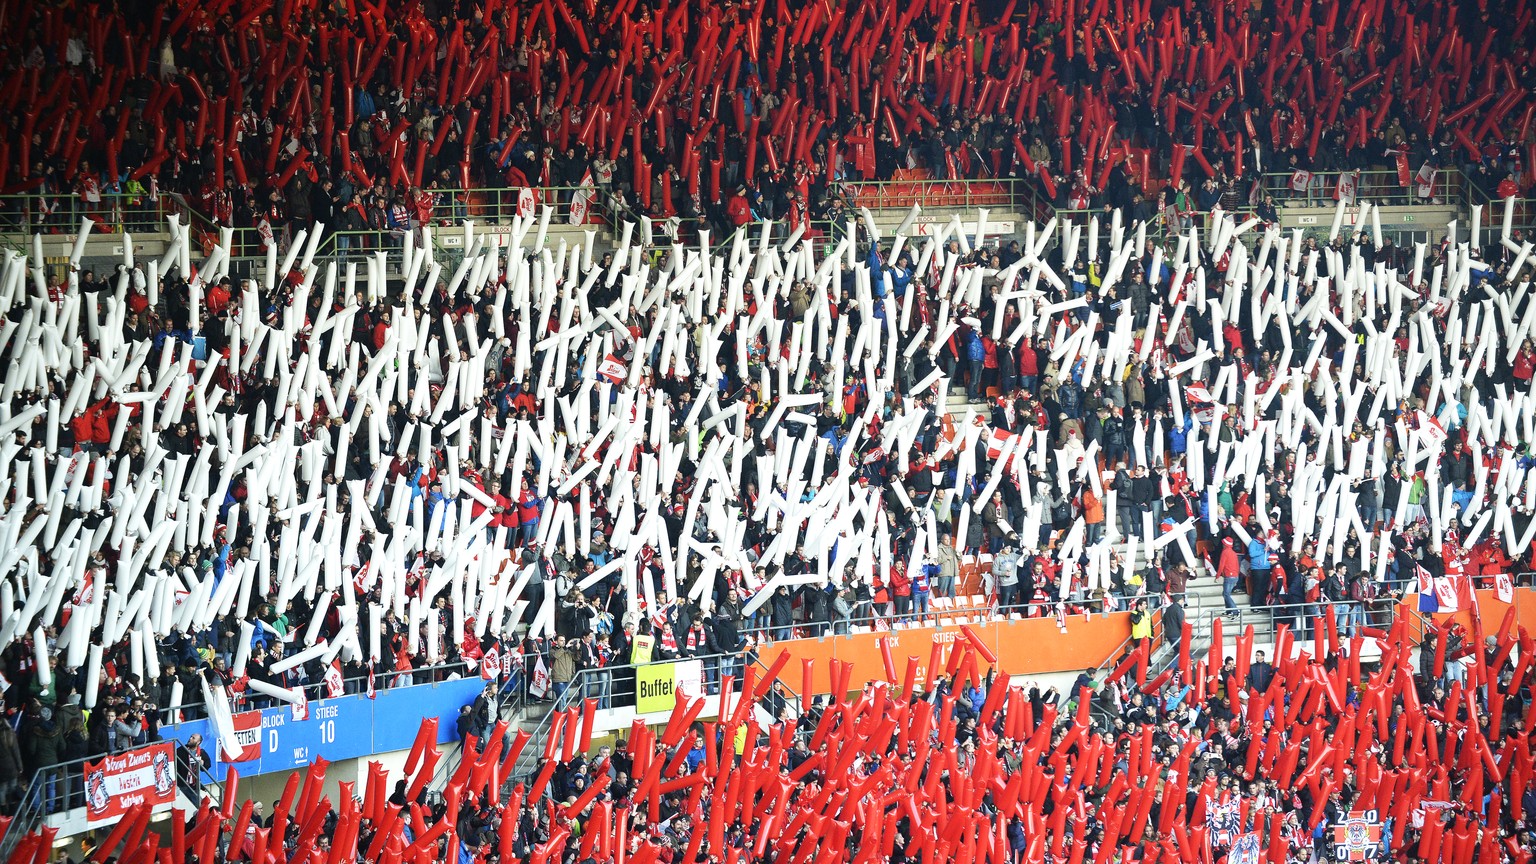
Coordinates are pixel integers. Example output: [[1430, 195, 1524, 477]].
[[758, 611, 1136, 696], [1411, 587, 1536, 634]]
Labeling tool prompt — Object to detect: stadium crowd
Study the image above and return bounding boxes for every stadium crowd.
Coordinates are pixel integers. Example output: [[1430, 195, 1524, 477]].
[[0, 0, 1532, 241], [0, 179, 1532, 816], [0, 0, 1529, 856], [13, 614, 1536, 864]]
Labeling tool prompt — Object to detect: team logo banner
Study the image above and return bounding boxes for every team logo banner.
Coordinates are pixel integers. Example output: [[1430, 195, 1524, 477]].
[[1332, 809, 1383, 861], [1230, 833, 1262, 864], [82, 742, 177, 825], [1208, 798, 1242, 847]]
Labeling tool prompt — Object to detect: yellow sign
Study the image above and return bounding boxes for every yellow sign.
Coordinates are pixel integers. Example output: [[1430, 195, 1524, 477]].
[[635, 662, 677, 713]]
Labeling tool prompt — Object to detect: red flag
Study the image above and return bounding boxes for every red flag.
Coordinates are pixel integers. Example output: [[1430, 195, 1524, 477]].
[[324, 661, 343, 699], [481, 646, 501, 680], [1495, 573, 1514, 603], [366, 668, 376, 700]]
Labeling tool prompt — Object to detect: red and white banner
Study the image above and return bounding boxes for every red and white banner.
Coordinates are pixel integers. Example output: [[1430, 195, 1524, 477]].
[[569, 171, 596, 225], [1433, 576, 1461, 613], [290, 686, 309, 721], [529, 656, 551, 698], [1334, 171, 1358, 204], [324, 660, 344, 698], [82, 742, 177, 826], [1417, 412, 1448, 450], [481, 646, 501, 679], [1414, 164, 1437, 199], [222, 711, 262, 762], [599, 355, 627, 382], [517, 188, 536, 219], [984, 428, 1019, 459], [1495, 572, 1514, 603]]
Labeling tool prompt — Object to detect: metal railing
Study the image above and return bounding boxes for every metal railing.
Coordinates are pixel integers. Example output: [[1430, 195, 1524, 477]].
[[738, 589, 1145, 644], [426, 664, 530, 795], [1052, 206, 1259, 254], [179, 184, 621, 279], [0, 742, 217, 862], [0, 191, 194, 238], [837, 177, 1038, 212], [498, 649, 800, 798], [1158, 590, 1425, 672], [1259, 168, 1476, 211], [1462, 175, 1535, 240], [156, 660, 472, 726], [1080, 596, 1172, 728]]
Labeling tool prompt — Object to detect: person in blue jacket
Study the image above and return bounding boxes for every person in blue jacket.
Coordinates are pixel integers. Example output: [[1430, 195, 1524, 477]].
[[1246, 524, 1272, 610], [966, 328, 985, 401], [1170, 410, 1193, 456]]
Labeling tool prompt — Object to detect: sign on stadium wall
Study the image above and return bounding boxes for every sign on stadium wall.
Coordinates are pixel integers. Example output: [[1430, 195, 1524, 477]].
[[906, 217, 1016, 237], [82, 742, 177, 826], [160, 676, 484, 778], [635, 659, 704, 713], [760, 611, 1137, 695]]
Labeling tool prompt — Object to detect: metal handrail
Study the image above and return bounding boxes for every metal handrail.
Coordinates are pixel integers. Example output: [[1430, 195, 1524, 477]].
[[501, 649, 759, 793], [739, 589, 1146, 644], [837, 177, 1036, 212], [1461, 177, 1533, 236], [157, 659, 472, 726], [1161, 591, 1420, 669], [0, 191, 191, 238], [426, 665, 529, 795], [1258, 168, 1473, 211], [0, 741, 215, 860]]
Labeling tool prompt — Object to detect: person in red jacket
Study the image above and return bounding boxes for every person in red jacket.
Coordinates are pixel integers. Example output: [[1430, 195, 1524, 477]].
[[981, 335, 999, 396], [372, 309, 392, 350], [205, 277, 231, 317], [1018, 335, 1040, 392], [1514, 340, 1535, 386], [492, 492, 518, 539], [726, 186, 752, 227], [516, 480, 542, 547], [889, 561, 912, 620], [1218, 537, 1242, 615]]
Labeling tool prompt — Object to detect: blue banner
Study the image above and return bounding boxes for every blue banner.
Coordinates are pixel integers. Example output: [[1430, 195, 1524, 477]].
[[161, 677, 486, 777]]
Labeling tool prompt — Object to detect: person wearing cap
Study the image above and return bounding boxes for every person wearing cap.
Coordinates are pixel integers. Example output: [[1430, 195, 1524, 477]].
[[1218, 536, 1242, 615]]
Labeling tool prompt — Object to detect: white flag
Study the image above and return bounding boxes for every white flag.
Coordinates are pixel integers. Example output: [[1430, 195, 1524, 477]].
[[529, 655, 551, 698], [569, 171, 596, 225], [324, 660, 344, 699]]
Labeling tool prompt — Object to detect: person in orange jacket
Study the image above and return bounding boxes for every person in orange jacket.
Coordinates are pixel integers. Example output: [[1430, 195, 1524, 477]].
[[1082, 484, 1106, 545]]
